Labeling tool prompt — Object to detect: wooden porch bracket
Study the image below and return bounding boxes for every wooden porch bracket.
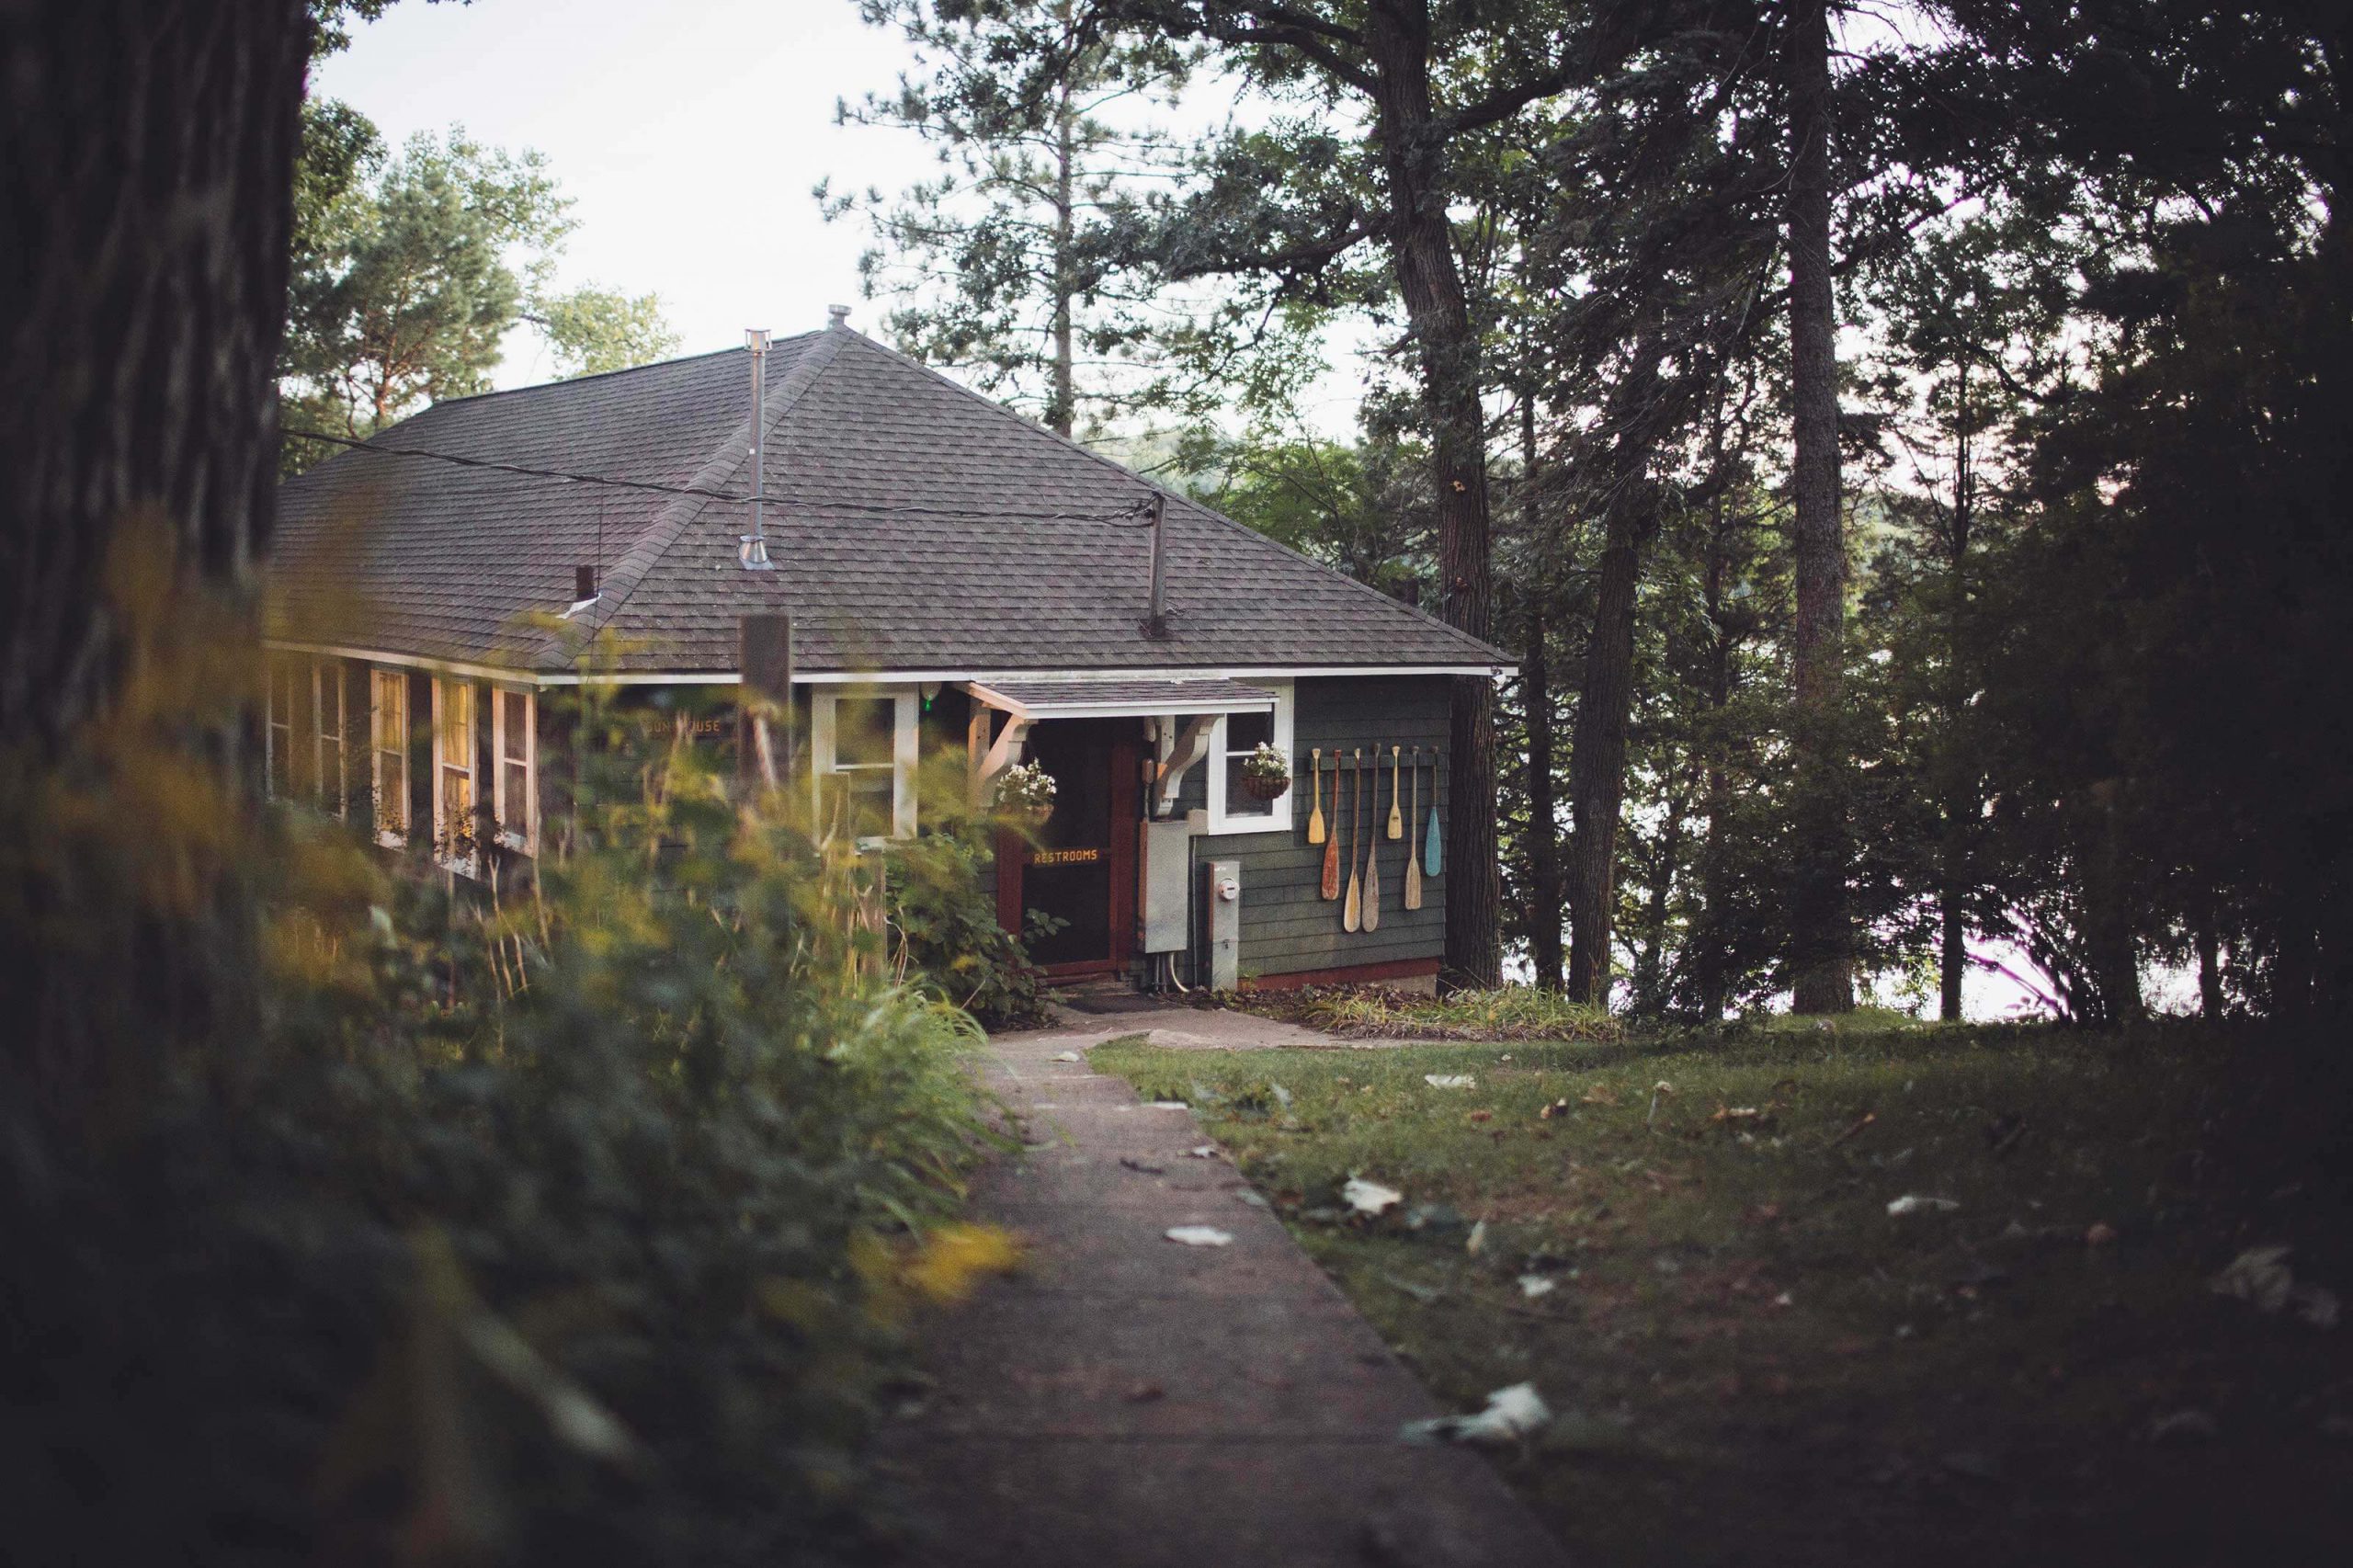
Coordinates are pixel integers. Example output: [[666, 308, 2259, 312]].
[[973, 711, 1035, 801], [1154, 713, 1218, 810]]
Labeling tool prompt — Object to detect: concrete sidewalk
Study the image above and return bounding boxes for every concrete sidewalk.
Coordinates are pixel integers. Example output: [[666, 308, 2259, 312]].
[[879, 1010, 1569, 1568]]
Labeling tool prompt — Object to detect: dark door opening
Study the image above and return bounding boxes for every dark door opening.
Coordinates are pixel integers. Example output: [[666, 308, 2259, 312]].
[[997, 719, 1137, 974]]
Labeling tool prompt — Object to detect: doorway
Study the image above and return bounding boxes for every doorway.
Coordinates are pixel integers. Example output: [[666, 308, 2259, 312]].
[[996, 719, 1138, 976]]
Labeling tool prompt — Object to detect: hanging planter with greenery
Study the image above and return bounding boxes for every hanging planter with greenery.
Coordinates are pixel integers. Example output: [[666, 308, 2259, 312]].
[[995, 760, 1057, 823], [1239, 742, 1291, 800]]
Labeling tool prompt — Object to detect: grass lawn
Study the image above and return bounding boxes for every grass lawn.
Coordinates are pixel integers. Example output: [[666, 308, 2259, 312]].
[[1092, 1018, 2353, 1568]]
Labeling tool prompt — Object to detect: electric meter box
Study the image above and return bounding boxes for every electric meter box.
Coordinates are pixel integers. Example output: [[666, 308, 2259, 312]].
[[1139, 819, 1192, 953]]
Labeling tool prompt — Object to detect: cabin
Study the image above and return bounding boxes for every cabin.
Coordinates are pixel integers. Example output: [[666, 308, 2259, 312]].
[[266, 311, 1506, 993]]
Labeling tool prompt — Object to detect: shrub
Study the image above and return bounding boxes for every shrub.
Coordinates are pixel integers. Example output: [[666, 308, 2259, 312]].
[[1, 686, 1003, 1565], [881, 824, 1055, 1029]]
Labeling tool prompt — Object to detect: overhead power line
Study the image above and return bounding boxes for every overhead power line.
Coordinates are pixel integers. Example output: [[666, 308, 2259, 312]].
[[282, 426, 1161, 525]]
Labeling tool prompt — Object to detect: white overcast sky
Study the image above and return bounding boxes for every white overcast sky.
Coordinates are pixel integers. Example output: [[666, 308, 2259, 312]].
[[313, 0, 963, 380]]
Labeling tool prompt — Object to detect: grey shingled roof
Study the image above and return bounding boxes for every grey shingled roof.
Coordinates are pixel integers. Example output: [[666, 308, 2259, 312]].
[[269, 323, 1506, 677]]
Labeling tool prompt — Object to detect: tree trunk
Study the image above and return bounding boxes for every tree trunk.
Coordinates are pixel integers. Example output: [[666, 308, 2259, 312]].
[[0, 0, 310, 1124], [1521, 393, 1563, 989], [1564, 472, 1652, 1007], [2194, 894, 2224, 1019], [1366, 0, 1499, 987], [1938, 373, 1973, 1022], [1783, 0, 1852, 1013]]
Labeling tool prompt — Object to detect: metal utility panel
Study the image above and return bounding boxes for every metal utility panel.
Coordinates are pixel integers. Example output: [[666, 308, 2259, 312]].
[[1205, 858, 1241, 991], [1140, 819, 1192, 953]]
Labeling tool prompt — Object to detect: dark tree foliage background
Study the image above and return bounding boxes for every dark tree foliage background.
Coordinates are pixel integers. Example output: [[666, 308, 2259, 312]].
[[839, 0, 2350, 1028]]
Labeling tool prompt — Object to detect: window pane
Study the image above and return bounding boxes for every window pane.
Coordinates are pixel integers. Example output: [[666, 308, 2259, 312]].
[[442, 768, 472, 850], [1226, 710, 1272, 755], [833, 698, 894, 767], [504, 760, 530, 835], [1224, 756, 1274, 817], [504, 690, 528, 762], [828, 769, 893, 841]]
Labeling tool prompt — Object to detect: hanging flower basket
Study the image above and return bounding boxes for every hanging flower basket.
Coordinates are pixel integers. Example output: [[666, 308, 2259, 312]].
[[995, 760, 1057, 824], [1239, 742, 1291, 800]]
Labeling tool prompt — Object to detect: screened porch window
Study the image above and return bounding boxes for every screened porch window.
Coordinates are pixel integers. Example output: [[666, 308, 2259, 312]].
[[266, 657, 300, 800], [372, 669, 409, 845], [813, 689, 916, 845], [432, 677, 477, 870], [313, 660, 347, 819], [492, 687, 535, 854]]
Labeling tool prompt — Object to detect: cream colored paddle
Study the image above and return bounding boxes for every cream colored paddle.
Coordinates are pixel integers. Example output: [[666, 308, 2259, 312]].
[[1342, 748, 1362, 932], [1403, 745, 1424, 911], [1387, 744, 1404, 839], [1307, 747, 1325, 845], [1361, 750, 1381, 932]]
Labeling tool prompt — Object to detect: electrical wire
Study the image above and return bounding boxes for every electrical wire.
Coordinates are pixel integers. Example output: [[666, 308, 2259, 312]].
[[283, 426, 1163, 525]]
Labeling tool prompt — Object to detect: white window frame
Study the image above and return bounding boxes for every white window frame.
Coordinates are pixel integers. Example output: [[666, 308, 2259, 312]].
[[313, 660, 348, 820], [491, 687, 537, 855], [265, 656, 298, 801], [371, 668, 410, 847], [1204, 681, 1295, 834], [431, 676, 478, 874], [811, 687, 918, 846]]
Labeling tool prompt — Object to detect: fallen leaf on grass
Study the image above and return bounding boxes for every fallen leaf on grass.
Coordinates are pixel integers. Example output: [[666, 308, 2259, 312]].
[[1186, 1144, 1218, 1159], [1400, 1383, 1552, 1447], [1344, 1176, 1404, 1217], [1580, 1084, 1621, 1107], [1519, 1274, 1557, 1299], [1468, 1108, 1493, 1123], [1828, 1110, 1879, 1146], [1051, 1051, 1084, 1062], [1424, 1074, 1476, 1089], [2210, 1244, 2339, 1328], [1540, 1098, 1573, 1119], [2149, 1409, 2219, 1444], [1887, 1194, 1961, 1217], [1165, 1226, 1233, 1247]]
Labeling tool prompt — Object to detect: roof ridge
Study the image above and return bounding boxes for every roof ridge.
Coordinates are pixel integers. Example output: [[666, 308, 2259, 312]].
[[536, 328, 849, 670], [426, 331, 826, 408], [834, 334, 1507, 665]]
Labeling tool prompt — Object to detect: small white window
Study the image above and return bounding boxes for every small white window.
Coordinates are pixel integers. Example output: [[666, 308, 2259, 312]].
[[266, 657, 299, 801], [491, 687, 536, 854], [313, 660, 347, 820], [372, 668, 409, 846], [432, 677, 478, 873], [812, 688, 917, 845], [1205, 681, 1294, 834]]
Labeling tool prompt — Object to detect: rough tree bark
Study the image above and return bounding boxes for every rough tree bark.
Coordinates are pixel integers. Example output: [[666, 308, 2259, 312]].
[[1783, 0, 1854, 1013], [1564, 469, 1654, 1006], [1365, 0, 1501, 987], [0, 0, 311, 1120], [1520, 394, 1563, 989], [1049, 82, 1077, 438]]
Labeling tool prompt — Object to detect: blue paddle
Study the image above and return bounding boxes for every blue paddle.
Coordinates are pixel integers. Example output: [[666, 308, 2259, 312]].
[[1422, 747, 1443, 878]]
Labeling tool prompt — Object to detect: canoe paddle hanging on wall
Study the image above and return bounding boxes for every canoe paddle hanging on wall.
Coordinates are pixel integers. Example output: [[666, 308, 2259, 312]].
[[1404, 745, 1424, 911], [1362, 748, 1381, 932], [1342, 748, 1363, 931], [1320, 754, 1341, 901], [1423, 747, 1444, 879], [1387, 745, 1404, 839], [1307, 748, 1325, 846]]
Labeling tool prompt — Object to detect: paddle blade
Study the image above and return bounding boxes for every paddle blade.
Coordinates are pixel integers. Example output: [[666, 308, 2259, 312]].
[[1424, 798, 1442, 877]]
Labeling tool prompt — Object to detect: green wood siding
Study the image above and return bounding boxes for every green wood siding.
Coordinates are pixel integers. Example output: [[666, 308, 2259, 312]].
[[1192, 676, 1451, 980]]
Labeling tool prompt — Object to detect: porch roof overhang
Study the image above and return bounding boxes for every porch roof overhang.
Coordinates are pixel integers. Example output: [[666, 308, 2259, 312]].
[[964, 676, 1279, 722]]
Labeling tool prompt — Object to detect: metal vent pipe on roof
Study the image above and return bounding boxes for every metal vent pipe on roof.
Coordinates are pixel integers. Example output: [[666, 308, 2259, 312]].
[[740, 328, 776, 570], [1143, 491, 1168, 640]]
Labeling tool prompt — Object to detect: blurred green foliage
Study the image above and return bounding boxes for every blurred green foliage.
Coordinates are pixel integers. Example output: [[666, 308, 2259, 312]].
[[2, 672, 1004, 1564]]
